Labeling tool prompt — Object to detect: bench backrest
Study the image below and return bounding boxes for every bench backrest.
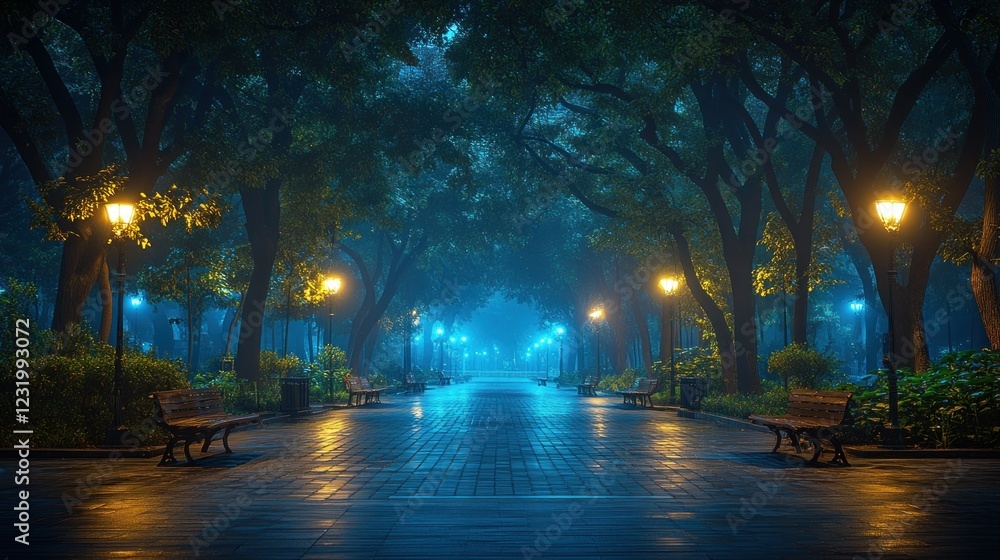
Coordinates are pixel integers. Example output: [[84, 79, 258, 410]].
[[646, 378, 659, 394], [635, 379, 651, 393], [786, 390, 853, 425], [405, 374, 415, 383], [346, 376, 364, 392], [152, 388, 226, 423]]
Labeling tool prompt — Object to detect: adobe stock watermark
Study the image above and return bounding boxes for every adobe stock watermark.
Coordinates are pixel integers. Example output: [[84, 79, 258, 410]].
[[340, 0, 404, 60], [855, 458, 967, 560], [521, 458, 633, 559], [398, 75, 498, 175], [54, 65, 171, 177], [5, 0, 69, 52]]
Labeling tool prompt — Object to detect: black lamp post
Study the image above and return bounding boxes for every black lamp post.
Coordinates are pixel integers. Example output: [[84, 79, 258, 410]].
[[104, 200, 136, 446], [659, 277, 679, 401], [555, 327, 565, 379], [876, 199, 907, 449], [404, 310, 418, 383], [323, 276, 341, 401], [589, 308, 604, 382]]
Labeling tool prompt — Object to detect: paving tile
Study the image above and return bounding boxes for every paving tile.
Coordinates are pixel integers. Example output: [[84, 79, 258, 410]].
[[2, 378, 999, 558]]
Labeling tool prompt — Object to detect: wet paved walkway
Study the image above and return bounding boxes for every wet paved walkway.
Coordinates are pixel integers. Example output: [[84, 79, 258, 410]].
[[3, 378, 999, 559]]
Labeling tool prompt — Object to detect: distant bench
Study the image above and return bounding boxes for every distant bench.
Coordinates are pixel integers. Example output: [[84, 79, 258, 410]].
[[577, 376, 599, 396], [437, 372, 452, 386], [151, 388, 260, 466], [617, 378, 659, 408], [749, 389, 853, 466], [347, 376, 386, 406], [404, 374, 426, 393]]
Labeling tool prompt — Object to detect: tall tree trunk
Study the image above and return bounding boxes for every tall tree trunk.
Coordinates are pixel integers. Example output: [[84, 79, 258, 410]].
[[634, 299, 654, 374], [52, 222, 110, 331], [673, 229, 738, 393], [234, 179, 281, 381]]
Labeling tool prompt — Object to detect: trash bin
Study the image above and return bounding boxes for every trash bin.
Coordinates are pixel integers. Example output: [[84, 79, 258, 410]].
[[280, 377, 310, 413], [679, 377, 707, 410]]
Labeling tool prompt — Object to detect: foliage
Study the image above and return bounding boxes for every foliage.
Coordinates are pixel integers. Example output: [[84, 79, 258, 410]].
[[701, 381, 790, 419], [598, 368, 639, 392], [672, 347, 725, 395], [767, 343, 842, 389], [0, 278, 38, 350], [0, 325, 188, 448], [842, 350, 1000, 448]]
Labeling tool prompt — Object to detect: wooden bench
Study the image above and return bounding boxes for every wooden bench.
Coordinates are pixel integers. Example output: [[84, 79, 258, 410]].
[[361, 377, 387, 403], [437, 372, 452, 386], [537, 377, 549, 386], [749, 389, 854, 466], [404, 374, 426, 393], [618, 378, 659, 408], [151, 388, 260, 466], [577, 376, 599, 395]]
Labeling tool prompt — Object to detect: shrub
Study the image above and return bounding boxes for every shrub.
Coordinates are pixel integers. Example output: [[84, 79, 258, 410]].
[[843, 350, 1000, 448], [767, 343, 842, 389], [598, 368, 639, 392], [0, 324, 188, 448], [701, 380, 789, 419], [673, 347, 724, 394]]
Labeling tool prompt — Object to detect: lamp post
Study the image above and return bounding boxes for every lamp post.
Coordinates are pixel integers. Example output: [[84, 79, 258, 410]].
[[323, 276, 342, 401], [104, 199, 136, 446], [555, 327, 565, 379], [850, 299, 865, 377], [435, 328, 445, 372], [659, 277, 679, 402], [875, 199, 907, 449], [589, 308, 604, 382], [404, 310, 419, 384], [545, 338, 552, 376]]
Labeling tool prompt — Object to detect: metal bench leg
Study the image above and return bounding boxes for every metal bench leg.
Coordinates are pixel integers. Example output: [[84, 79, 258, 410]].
[[222, 426, 235, 454], [828, 436, 850, 466], [201, 430, 217, 453], [182, 438, 197, 465], [788, 430, 803, 453], [768, 427, 783, 453], [159, 435, 180, 466]]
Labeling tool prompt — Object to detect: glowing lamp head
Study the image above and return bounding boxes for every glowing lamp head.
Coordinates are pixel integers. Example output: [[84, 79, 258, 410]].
[[875, 200, 907, 233], [323, 277, 342, 294], [659, 277, 679, 296], [589, 308, 604, 321], [555, 326, 565, 335], [105, 201, 136, 231], [130, 297, 142, 307], [850, 301, 865, 313], [436, 328, 444, 336]]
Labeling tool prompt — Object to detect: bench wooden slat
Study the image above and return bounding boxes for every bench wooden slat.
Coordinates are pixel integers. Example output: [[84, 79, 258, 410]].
[[749, 389, 853, 466], [151, 388, 260, 466]]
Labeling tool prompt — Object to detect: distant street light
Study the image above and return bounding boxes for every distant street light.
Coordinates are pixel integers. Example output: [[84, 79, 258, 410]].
[[589, 308, 604, 382], [850, 298, 865, 377], [323, 276, 342, 401], [105, 198, 136, 446], [875, 199, 907, 448], [555, 326, 565, 379], [660, 277, 679, 402], [404, 310, 419, 384]]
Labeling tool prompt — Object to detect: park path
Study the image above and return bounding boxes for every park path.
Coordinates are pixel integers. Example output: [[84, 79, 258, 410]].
[[3, 378, 999, 558]]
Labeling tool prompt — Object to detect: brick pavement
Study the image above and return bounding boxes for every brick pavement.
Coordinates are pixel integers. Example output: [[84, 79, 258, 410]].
[[2, 378, 999, 559]]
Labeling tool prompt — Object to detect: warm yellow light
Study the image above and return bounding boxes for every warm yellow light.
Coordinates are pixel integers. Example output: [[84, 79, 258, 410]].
[[412, 310, 420, 326], [323, 277, 342, 294], [875, 200, 907, 233], [659, 277, 679, 295], [589, 308, 604, 321], [105, 202, 135, 227]]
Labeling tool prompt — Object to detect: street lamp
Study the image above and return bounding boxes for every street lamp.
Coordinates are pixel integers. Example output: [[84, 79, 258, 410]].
[[555, 326, 565, 379], [850, 298, 865, 378], [104, 198, 136, 446], [875, 199, 907, 448], [435, 327, 445, 372], [404, 310, 419, 384], [589, 308, 604, 382], [323, 276, 341, 401], [659, 277, 679, 402]]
